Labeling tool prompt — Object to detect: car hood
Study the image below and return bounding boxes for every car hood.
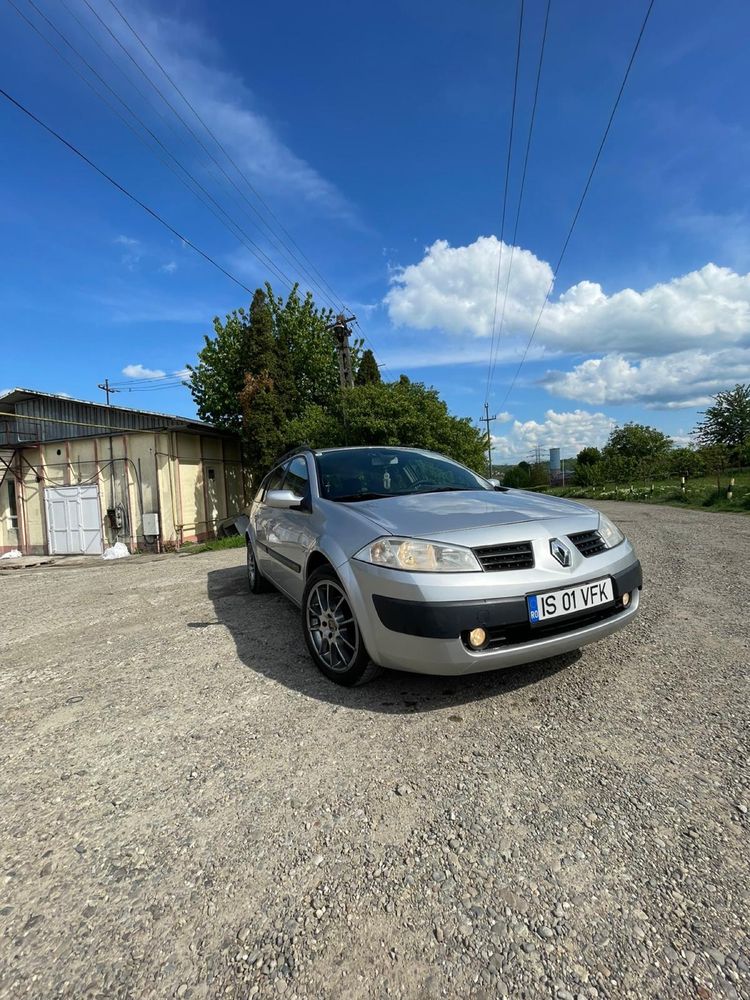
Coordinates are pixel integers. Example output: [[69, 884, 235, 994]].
[[350, 489, 591, 538]]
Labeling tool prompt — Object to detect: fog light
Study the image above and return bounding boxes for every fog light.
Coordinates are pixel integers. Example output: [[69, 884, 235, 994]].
[[468, 627, 487, 649], [622, 592, 631, 607]]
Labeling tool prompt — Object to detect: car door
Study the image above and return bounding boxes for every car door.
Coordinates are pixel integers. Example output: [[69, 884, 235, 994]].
[[263, 455, 316, 604], [252, 462, 288, 584]]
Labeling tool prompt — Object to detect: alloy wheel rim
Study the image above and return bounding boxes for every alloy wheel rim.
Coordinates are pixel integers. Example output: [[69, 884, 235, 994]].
[[247, 544, 256, 587], [306, 581, 358, 672]]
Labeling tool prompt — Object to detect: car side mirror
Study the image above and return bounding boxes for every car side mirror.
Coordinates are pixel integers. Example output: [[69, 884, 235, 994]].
[[488, 478, 501, 487], [265, 489, 303, 510]]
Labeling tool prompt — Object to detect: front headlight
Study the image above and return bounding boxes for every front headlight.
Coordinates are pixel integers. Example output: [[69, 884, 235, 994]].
[[354, 536, 481, 573], [598, 513, 624, 549]]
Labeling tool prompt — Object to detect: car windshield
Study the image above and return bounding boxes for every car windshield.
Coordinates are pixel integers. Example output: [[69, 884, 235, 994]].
[[315, 448, 492, 502]]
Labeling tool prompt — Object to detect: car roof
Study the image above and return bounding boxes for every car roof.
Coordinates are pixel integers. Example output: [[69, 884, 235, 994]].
[[312, 445, 436, 456]]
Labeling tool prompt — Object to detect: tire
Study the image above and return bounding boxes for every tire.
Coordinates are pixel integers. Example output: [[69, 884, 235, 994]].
[[302, 567, 381, 686], [246, 537, 271, 594]]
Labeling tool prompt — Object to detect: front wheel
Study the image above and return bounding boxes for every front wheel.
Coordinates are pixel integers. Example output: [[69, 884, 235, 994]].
[[302, 567, 381, 686], [246, 538, 271, 594]]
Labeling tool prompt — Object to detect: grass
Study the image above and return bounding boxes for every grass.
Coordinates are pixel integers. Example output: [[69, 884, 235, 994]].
[[544, 470, 750, 514], [178, 534, 246, 555]]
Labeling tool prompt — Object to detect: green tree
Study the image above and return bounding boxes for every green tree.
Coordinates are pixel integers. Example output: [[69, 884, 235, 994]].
[[503, 462, 531, 488], [576, 446, 601, 467], [355, 348, 382, 385], [238, 291, 290, 483], [604, 422, 672, 480], [187, 284, 340, 435], [695, 384, 750, 464], [698, 443, 730, 490], [186, 307, 255, 432], [287, 376, 486, 473], [266, 285, 340, 412], [668, 446, 705, 479]]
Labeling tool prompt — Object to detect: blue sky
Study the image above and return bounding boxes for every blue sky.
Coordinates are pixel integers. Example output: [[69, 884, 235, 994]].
[[2, 0, 749, 460]]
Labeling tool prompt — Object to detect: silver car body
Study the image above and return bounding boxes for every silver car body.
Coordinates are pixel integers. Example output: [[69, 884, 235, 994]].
[[238, 447, 641, 676]]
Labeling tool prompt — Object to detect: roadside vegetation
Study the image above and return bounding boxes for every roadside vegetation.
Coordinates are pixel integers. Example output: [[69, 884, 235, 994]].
[[546, 471, 750, 513], [178, 535, 246, 555], [503, 385, 750, 514]]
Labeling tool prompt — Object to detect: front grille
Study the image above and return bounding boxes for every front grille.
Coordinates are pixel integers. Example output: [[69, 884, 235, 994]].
[[473, 541, 534, 572], [568, 529, 607, 558]]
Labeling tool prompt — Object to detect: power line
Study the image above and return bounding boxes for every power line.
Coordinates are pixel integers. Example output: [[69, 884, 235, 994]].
[[7, 2, 384, 370], [484, 0, 525, 407], [78, 0, 342, 314], [8, 0, 299, 293], [499, 0, 655, 410], [487, 0, 551, 397], [92, 0, 385, 367], [100, 0, 385, 368], [103, 0, 349, 315], [0, 85, 262, 295]]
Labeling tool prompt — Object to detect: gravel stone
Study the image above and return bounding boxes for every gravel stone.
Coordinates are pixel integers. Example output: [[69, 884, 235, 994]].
[[0, 502, 748, 999]]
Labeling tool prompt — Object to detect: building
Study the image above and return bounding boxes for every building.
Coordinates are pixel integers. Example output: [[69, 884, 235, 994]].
[[0, 388, 247, 556]]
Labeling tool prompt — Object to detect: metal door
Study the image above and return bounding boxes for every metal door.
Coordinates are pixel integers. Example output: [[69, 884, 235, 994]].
[[45, 485, 103, 555]]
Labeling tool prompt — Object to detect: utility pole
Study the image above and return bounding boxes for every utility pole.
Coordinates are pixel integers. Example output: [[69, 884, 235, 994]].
[[97, 378, 120, 406], [327, 313, 356, 389], [480, 403, 497, 477]]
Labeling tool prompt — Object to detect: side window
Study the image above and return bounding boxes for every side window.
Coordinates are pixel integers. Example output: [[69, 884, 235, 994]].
[[264, 464, 287, 497], [283, 456, 309, 499]]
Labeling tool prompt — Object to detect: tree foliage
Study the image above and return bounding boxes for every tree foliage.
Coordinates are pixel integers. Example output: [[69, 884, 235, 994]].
[[576, 446, 601, 467], [288, 375, 486, 473], [355, 348, 382, 385], [188, 284, 485, 484], [186, 306, 255, 433], [695, 384, 750, 463], [604, 423, 672, 464]]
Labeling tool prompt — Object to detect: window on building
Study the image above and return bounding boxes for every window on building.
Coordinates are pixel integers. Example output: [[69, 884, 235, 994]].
[[7, 480, 18, 531]]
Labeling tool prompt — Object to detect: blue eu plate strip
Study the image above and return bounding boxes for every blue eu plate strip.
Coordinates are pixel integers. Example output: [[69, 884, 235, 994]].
[[527, 594, 540, 623]]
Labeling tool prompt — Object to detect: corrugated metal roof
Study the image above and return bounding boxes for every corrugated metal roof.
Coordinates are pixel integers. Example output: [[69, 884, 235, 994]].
[[0, 387, 237, 446]]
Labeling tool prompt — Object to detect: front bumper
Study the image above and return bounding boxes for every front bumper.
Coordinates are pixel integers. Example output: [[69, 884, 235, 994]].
[[338, 543, 642, 676]]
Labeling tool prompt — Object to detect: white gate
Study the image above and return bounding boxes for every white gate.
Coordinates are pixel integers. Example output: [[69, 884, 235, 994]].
[[45, 485, 103, 555]]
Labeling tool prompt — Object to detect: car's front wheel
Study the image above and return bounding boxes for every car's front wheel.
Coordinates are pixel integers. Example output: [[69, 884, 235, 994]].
[[302, 567, 380, 686], [246, 537, 271, 594]]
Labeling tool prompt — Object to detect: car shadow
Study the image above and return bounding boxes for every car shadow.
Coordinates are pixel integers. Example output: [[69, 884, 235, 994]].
[[206, 564, 581, 715]]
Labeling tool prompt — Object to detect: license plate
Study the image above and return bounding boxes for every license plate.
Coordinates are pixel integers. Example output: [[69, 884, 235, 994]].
[[527, 577, 614, 623]]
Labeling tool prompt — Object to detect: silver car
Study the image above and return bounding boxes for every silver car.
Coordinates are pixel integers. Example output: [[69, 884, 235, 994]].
[[238, 446, 642, 686]]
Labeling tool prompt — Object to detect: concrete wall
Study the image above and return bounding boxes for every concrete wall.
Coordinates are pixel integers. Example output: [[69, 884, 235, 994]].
[[0, 430, 246, 555]]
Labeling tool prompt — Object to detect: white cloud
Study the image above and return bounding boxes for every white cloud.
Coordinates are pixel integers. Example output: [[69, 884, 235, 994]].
[[386, 237, 750, 357], [491, 409, 616, 463], [383, 339, 551, 370], [386, 237, 551, 339], [159, 261, 178, 275], [385, 235, 750, 410], [114, 235, 139, 246], [541, 348, 750, 408], [106, 5, 357, 225], [122, 364, 166, 380]]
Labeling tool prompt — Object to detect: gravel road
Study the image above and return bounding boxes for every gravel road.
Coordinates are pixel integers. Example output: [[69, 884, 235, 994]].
[[1, 502, 748, 1000]]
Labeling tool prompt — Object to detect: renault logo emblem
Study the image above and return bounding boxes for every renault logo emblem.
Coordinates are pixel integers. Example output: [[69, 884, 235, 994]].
[[550, 538, 572, 567]]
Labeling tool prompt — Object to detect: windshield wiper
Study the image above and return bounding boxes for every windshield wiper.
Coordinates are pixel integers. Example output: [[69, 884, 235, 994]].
[[330, 492, 390, 503]]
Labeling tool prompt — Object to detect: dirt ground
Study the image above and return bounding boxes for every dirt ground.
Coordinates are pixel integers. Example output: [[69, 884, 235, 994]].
[[1, 502, 748, 1000]]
